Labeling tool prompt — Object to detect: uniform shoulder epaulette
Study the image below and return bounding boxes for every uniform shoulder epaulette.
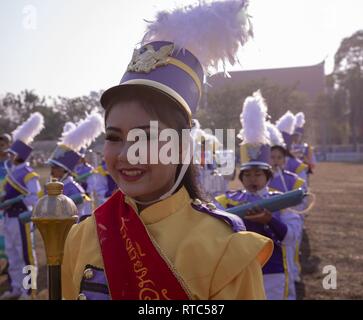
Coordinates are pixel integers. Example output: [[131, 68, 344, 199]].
[[191, 198, 245, 232]]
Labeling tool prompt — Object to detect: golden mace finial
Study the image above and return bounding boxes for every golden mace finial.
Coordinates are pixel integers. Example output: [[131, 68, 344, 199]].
[[32, 179, 78, 300]]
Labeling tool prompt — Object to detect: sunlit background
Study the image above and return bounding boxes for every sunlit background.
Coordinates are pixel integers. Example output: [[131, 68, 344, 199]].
[[0, 0, 362, 97]]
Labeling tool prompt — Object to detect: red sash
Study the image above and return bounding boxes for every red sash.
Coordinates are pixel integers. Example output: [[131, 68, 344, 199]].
[[94, 191, 190, 300]]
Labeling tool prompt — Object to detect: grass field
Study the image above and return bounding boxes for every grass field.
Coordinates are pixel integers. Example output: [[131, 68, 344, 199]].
[[1, 162, 363, 299]]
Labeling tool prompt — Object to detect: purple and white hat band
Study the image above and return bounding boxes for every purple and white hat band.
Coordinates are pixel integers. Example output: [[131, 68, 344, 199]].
[[8, 140, 33, 161]]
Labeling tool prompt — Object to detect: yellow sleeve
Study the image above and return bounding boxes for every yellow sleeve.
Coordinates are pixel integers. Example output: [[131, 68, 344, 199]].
[[61, 225, 78, 300], [210, 259, 266, 300], [209, 232, 273, 300]]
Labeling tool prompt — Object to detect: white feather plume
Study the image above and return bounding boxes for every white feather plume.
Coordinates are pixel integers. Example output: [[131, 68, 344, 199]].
[[62, 122, 76, 136], [239, 90, 269, 145], [276, 111, 296, 135], [266, 121, 285, 148], [295, 112, 306, 129], [142, 0, 252, 72], [191, 119, 201, 130], [62, 113, 104, 151], [12, 112, 44, 145]]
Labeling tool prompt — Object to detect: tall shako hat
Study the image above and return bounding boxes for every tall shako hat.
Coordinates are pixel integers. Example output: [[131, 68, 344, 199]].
[[48, 113, 104, 173], [9, 112, 44, 161], [294, 112, 306, 136], [276, 110, 296, 150], [100, 0, 253, 123], [239, 90, 272, 172], [100, 0, 254, 204]]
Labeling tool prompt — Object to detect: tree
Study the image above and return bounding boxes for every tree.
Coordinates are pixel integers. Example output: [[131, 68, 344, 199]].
[[196, 79, 311, 148], [332, 30, 363, 147]]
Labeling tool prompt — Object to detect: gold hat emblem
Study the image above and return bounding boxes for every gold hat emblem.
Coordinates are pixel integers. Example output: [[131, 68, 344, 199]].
[[127, 44, 174, 73]]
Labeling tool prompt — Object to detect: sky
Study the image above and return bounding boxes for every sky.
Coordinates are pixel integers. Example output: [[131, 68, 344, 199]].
[[0, 0, 362, 98]]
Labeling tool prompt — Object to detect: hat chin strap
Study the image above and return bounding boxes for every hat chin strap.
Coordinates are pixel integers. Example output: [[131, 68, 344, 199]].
[[122, 135, 194, 207]]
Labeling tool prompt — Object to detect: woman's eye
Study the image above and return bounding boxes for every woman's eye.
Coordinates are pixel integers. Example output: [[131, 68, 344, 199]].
[[105, 135, 122, 142]]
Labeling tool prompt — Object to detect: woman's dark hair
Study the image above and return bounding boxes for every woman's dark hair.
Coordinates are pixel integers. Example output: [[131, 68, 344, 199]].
[[104, 85, 206, 201], [238, 167, 272, 183], [271, 145, 288, 157]]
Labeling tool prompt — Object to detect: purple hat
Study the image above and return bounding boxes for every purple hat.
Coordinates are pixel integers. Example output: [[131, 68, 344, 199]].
[[8, 140, 33, 161], [48, 145, 81, 173], [294, 127, 304, 136], [239, 91, 272, 172], [281, 132, 294, 150], [240, 144, 272, 171], [101, 41, 203, 122]]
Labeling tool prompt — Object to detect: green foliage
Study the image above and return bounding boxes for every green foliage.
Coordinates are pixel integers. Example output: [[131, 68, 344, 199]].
[[196, 79, 310, 147], [0, 90, 104, 141], [331, 30, 363, 145]]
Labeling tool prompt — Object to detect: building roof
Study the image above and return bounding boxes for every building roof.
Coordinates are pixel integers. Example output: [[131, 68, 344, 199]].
[[207, 61, 326, 100]]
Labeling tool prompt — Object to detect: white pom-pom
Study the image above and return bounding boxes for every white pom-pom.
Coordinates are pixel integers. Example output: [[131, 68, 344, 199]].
[[142, 0, 252, 72], [62, 122, 76, 136], [266, 121, 285, 148], [295, 112, 306, 129], [12, 112, 44, 145], [276, 111, 296, 135], [239, 90, 269, 145], [62, 113, 104, 151]]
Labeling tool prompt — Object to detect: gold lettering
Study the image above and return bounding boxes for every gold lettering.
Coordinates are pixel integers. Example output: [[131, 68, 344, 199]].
[[135, 242, 146, 257], [139, 287, 160, 300]]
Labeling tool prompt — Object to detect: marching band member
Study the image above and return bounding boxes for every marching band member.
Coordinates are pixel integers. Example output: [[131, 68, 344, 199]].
[[0, 113, 44, 300], [0, 133, 11, 278], [291, 112, 317, 183], [87, 159, 118, 207], [266, 121, 305, 299], [216, 91, 300, 300], [62, 0, 273, 300], [47, 113, 104, 221], [191, 121, 227, 198], [276, 111, 308, 183]]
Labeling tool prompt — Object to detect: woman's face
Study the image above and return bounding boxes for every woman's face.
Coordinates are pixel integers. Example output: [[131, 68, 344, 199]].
[[104, 101, 179, 203], [240, 168, 268, 193], [270, 148, 286, 170]]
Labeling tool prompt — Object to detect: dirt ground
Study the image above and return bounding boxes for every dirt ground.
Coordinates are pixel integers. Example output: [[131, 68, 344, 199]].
[[1, 162, 363, 299]]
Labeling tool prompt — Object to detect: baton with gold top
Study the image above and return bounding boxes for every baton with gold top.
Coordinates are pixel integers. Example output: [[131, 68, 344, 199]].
[[32, 180, 78, 300]]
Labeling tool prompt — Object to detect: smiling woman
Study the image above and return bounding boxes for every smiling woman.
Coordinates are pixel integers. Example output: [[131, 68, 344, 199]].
[[61, 0, 273, 301]]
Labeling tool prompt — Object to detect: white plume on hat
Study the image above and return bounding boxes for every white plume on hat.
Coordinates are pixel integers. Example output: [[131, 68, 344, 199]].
[[295, 112, 306, 129], [238, 90, 270, 145], [12, 112, 44, 145], [191, 119, 201, 130], [276, 111, 296, 135], [62, 122, 76, 137], [266, 121, 286, 148], [61, 113, 104, 152], [142, 0, 252, 72]]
